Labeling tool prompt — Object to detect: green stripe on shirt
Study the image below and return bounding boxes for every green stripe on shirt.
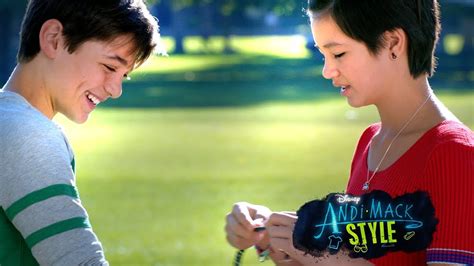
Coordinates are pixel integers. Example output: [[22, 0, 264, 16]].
[[71, 157, 75, 174], [5, 184, 79, 221], [25, 217, 91, 249]]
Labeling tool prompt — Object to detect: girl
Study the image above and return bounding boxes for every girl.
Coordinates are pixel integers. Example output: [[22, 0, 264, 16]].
[[225, 0, 473, 265]]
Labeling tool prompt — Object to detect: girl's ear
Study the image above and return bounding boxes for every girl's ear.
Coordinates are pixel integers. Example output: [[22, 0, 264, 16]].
[[39, 19, 65, 59], [384, 28, 407, 60]]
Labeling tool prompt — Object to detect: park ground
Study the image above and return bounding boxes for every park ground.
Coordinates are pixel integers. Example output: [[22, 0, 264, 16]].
[[56, 36, 473, 265]]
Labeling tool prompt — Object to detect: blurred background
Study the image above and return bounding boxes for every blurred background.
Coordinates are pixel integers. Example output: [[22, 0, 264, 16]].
[[1, 0, 473, 265]]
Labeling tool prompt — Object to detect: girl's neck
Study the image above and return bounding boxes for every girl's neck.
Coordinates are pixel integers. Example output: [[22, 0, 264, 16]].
[[374, 76, 440, 137]]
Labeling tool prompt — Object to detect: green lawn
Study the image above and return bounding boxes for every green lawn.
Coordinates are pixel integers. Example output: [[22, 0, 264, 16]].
[[54, 36, 473, 265], [56, 91, 473, 265]]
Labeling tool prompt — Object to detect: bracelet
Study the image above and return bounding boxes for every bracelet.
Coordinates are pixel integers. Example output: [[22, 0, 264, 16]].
[[233, 245, 270, 266], [255, 245, 271, 262], [234, 249, 245, 266], [233, 226, 268, 265]]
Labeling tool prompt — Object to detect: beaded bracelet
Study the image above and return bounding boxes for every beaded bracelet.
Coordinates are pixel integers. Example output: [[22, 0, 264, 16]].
[[234, 249, 245, 266], [233, 226, 269, 266], [233, 245, 270, 266], [255, 245, 271, 262]]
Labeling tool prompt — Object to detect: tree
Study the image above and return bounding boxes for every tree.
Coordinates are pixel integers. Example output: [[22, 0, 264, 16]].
[[0, 1, 27, 84], [153, 0, 302, 54]]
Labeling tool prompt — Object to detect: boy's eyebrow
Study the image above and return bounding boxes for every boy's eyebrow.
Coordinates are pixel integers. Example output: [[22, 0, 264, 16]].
[[105, 55, 129, 67]]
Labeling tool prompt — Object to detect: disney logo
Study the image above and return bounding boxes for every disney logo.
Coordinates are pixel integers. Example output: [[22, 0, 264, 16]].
[[336, 194, 361, 204]]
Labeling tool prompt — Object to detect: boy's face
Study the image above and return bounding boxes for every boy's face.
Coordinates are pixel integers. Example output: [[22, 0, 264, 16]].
[[48, 35, 136, 123]]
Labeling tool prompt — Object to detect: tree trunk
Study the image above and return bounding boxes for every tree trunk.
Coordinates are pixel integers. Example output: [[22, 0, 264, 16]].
[[0, 5, 23, 85], [171, 7, 188, 54], [0, 8, 13, 84]]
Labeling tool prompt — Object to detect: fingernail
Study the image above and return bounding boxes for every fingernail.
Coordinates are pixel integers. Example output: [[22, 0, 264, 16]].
[[254, 226, 266, 232]]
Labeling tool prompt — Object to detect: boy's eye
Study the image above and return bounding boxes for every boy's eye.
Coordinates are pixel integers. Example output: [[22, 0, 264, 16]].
[[334, 52, 346, 59], [103, 64, 116, 72]]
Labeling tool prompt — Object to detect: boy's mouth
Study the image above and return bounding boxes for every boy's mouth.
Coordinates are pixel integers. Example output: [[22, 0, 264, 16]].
[[86, 91, 101, 106]]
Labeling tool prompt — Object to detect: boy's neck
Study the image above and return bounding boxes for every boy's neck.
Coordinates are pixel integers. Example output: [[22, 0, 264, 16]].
[[3, 61, 55, 120]]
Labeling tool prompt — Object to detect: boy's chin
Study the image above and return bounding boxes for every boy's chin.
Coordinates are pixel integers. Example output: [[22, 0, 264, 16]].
[[67, 113, 90, 124]]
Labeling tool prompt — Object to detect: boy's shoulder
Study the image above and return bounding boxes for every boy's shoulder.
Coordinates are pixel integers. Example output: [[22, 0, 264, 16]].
[[0, 90, 66, 150], [1, 90, 59, 130]]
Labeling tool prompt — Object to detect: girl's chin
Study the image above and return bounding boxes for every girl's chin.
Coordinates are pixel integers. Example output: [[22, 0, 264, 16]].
[[346, 98, 368, 108]]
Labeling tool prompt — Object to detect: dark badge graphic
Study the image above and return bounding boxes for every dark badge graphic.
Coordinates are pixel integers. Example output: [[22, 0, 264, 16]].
[[293, 190, 438, 259]]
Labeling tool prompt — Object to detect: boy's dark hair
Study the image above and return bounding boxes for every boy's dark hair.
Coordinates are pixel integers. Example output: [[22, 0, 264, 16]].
[[307, 0, 441, 78], [18, 0, 160, 67]]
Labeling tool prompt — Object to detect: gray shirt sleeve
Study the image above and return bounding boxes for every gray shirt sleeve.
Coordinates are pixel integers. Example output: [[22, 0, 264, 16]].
[[0, 116, 108, 265]]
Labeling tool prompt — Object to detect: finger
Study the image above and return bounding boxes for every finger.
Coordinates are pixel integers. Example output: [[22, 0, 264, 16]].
[[277, 257, 299, 265], [232, 202, 258, 231], [269, 238, 307, 264], [267, 224, 293, 239], [269, 237, 293, 253], [226, 231, 254, 250], [269, 249, 296, 265], [267, 212, 298, 227], [225, 213, 255, 240]]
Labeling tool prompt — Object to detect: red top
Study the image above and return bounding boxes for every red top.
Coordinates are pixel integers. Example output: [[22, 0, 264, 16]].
[[346, 120, 474, 265]]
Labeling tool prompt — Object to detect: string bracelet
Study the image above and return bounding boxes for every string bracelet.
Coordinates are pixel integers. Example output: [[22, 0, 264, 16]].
[[233, 226, 269, 265]]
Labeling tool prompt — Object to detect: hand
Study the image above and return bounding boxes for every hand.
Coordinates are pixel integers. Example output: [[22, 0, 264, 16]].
[[266, 212, 316, 265], [266, 212, 373, 266], [225, 202, 272, 250]]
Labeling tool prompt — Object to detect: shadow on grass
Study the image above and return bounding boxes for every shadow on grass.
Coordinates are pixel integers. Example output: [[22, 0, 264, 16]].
[[102, 54, 473, 108]]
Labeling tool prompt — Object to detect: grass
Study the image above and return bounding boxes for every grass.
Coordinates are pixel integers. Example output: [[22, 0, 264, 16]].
[[56, 91, 473, 266], [54, 35, 473, 265]]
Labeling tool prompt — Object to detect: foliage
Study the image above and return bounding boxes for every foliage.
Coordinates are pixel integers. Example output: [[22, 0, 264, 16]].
[[0, 0, 27, 10], [155, 0, 300, 15]]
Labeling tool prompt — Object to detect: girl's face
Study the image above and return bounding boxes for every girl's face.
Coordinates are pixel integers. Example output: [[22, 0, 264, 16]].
[[311, 15, 394, 107]]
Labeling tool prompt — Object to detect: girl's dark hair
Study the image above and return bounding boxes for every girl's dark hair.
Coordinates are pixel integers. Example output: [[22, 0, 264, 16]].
[[307, 0, 441, 78], [18, 0, 160, 67]]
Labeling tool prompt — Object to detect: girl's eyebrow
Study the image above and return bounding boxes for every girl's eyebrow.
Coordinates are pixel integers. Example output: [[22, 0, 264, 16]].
[[314, 42, 343, 50]]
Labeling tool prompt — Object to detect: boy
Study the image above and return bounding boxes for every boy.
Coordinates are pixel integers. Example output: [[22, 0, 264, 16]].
[[0, 0, 160, 264]]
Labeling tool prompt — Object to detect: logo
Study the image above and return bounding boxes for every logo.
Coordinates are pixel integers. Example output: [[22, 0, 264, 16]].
[[293, 190, 438, 259]]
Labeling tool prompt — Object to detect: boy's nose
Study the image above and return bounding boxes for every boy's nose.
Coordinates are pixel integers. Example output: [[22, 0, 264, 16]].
[[105, 80, 123, 99]]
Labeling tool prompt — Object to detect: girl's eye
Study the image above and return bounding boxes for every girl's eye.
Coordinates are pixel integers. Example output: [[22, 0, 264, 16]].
[[334, 52, 346, 59]]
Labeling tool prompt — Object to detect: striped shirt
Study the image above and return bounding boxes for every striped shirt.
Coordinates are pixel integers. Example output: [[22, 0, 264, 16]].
[[0, 90, 108, 265]]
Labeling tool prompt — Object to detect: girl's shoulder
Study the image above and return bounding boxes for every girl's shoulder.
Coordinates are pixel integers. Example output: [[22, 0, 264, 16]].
[[357, 123, 381, 145], [426, 120, 473, 147], [421, 120, 473, 173]]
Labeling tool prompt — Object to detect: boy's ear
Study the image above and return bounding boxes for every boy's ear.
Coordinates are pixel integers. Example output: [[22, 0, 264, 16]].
[[384, 28, 407, 59], [39, 19, 64, 59]]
